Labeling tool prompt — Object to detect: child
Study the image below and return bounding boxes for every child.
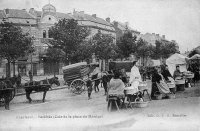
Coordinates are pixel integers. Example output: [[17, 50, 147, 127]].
[[86, 79, 93, 100]]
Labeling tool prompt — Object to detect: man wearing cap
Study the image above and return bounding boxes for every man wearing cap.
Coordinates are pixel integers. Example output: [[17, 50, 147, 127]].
[[129, 59, 142, 91]]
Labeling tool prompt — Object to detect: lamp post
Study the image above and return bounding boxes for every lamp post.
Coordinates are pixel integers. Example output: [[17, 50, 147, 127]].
[[27, 21, 34, 81]]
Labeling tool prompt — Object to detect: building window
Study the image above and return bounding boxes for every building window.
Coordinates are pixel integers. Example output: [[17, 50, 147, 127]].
[[49, 17, 51, 20], [49, 30, 52, 38], [43, 30, 46, 38]]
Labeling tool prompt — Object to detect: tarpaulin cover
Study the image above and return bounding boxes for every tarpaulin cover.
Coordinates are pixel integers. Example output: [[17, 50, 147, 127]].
[[166, 53, 188, 75], [62, 62, 90, 83]]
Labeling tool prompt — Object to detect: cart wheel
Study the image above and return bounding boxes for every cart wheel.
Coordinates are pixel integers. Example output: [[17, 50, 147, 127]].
[[0, 98, 5, 106], [70, 79, 86, 95]]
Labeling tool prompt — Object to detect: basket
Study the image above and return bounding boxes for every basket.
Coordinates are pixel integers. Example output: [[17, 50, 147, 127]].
[[132, 101, 149, 108], [175, 79, 185, 85], [124, 88, 138, 95], [167, 83, 175, 88], [167, 93, 176, 99], [154, 91, 163, 100], [185, 74, 194, 78], [138, 84, 148, 90]]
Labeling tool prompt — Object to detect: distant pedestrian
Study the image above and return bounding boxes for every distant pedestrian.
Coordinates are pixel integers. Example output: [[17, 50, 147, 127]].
[[102, 72, 110, 95], [91, 64, 101, 92], [86, 79, 93, 100], [17, 73, 21, 87], [28, 70, 33, 82]]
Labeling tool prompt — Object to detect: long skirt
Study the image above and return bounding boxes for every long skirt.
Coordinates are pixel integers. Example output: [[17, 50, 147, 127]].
[[156, 80, 170, 94]]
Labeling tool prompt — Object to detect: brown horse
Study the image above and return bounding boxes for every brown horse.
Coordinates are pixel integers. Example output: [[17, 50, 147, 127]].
[[24, 77, 60, 103]]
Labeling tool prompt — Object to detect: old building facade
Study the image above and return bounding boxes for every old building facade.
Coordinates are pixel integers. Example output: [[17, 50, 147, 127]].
[[0, 4, 116, 76]]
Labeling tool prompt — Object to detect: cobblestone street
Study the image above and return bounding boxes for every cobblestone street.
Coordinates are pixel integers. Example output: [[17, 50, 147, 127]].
[[0, 79, 200, 131]]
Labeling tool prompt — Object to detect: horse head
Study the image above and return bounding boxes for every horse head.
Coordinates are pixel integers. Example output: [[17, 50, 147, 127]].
[[49, 77, 60, 86]]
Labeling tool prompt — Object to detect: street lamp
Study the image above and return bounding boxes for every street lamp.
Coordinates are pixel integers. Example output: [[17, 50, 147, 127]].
[[26, 21, 34, 81]]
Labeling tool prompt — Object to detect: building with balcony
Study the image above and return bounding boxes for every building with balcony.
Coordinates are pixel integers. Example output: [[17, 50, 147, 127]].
[[0, 4, 116, 76]]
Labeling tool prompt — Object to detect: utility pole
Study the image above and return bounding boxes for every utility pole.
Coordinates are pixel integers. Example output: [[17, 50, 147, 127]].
[[27, 21, 34, 81]]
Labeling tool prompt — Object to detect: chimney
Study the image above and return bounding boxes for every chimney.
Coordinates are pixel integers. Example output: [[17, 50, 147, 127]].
[[125, 22, 129, 27], [29, 8, 34, 12], [79, 11, 84, 14], [5, 8, 9, 14], [113, 21, 118, 27], [162, 35, 165, 39], [92, 14, 96, 18], [106, 17, 110, 23]]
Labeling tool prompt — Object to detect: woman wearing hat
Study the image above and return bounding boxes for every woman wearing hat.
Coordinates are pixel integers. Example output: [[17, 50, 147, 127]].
[[151, 66, 171, 98]]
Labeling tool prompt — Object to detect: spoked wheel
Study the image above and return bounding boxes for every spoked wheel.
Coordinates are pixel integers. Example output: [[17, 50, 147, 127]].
[[70, 79, 86, 95], [0, 97, 5, 106]]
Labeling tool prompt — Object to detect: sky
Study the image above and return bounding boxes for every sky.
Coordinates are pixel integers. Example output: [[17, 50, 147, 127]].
[[0, 0, 200, 53]]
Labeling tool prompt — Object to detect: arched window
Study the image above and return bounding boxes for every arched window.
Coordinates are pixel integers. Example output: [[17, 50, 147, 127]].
[[43, 30, 46, 38]]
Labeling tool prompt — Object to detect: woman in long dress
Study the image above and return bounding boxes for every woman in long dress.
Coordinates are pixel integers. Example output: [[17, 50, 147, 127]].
[[151, 66, 170, 98]]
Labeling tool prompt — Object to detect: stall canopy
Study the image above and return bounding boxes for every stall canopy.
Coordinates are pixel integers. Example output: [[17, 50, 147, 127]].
[[166, 53, 189, 75], [189, 54, 200, 60]]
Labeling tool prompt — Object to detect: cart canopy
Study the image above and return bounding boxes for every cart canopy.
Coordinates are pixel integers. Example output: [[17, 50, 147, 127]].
[[189, 54, 200, 60], [62, 62, 90, 83], [62, 62, 87, 71]]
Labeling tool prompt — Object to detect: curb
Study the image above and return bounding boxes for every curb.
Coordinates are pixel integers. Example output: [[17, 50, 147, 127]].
[[15, 85, 68, 96]]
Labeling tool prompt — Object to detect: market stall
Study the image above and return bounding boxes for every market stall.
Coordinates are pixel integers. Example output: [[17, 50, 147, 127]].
[[166, 53, 189, 76]]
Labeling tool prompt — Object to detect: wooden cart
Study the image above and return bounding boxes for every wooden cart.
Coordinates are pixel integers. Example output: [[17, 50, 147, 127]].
[[63, 62, 93, 94]]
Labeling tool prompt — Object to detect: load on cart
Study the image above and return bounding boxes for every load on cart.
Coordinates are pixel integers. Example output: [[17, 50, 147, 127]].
[[62, 62, 102, 95]]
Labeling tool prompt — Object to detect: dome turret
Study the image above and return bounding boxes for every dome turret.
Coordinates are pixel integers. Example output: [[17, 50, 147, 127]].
[[42, 4, 56, 13]]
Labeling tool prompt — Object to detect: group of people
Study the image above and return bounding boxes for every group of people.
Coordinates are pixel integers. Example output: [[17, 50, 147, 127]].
[[87, 59, 192, 103], [86, 59, 143, 101], [151, 64, 189, 98]]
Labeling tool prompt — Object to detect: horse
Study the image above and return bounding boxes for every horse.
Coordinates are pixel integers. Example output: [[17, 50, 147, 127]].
[[0, 80, 15, 110], [0, 76, 21, 88], [24, 77, 60, 103]]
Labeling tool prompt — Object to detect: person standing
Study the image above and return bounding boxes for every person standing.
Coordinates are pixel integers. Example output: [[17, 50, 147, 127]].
[[28, 70, 33, 82], [162, 65, 173, 81], [86, 79, 93, 100], [91, 64, 101, 92], [129, 59, 142, 92]]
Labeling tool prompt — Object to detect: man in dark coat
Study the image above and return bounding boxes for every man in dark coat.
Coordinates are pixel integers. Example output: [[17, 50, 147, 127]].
[[162, 65, 172, 81]]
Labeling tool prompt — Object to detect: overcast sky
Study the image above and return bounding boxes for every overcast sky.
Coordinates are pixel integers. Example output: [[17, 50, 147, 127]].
[[0, 0, 200, 53]]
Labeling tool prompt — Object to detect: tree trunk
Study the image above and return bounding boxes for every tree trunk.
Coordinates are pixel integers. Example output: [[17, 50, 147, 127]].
[[13, 61, 16, 77], [6, 59, 11, 78], [53, 61, 56, 77]]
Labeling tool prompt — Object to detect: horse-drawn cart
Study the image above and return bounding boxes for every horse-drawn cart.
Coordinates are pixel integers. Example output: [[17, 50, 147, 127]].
[[63, 62, 92, 94], [63, 62, 102, 94]]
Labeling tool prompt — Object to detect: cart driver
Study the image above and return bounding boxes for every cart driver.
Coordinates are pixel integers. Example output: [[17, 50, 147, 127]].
[[91, 64, 101, 92]]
